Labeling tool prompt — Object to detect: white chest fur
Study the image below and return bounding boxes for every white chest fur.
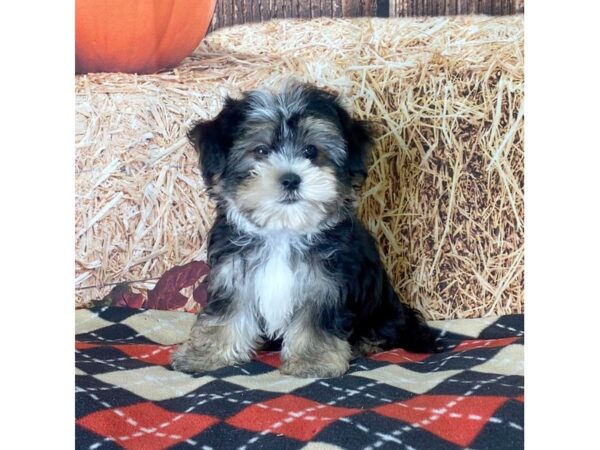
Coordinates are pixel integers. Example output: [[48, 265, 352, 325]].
[[251, 235, 302, 338]]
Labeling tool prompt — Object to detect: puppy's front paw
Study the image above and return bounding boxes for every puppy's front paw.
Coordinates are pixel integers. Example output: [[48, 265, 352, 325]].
[[170, 342, 229, 374], [280, 357, 349, 378]]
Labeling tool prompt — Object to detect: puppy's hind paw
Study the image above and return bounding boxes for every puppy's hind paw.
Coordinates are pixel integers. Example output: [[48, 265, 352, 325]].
[[280, 357, 349, 378], [170, 343, 229, 374]]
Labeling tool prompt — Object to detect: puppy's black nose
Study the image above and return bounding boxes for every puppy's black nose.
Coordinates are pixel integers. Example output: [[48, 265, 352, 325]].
[[279, 172, 302, 191]]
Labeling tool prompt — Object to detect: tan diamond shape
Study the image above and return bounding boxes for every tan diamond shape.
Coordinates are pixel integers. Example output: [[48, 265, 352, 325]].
[[428, 317, 499, 338], [121, 310, 196, 345], [224, 370, 315, 393], [471, 344, 524, 376], [75, 309, 114, 335], [95, 366, 214, 401], [351, 365, 461, 394], [300, 443, 346, 450]]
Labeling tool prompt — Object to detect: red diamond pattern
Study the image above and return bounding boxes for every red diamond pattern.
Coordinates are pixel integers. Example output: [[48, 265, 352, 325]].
[[255, 351, 281, 367], [77, 401, 218, 450], [452, 336, 519, 352], [112, 344, 175, 366], [76, 341, 99, 350], [375, 395, 507, 447], [227, 394, 360, 441], [369, 348, 431, 364]]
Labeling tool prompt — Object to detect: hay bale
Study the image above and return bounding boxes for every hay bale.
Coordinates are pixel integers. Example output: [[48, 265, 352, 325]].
[[75, 15, 524, 320]]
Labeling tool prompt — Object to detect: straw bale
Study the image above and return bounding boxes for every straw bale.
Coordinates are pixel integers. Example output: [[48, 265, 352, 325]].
[[75, 15, 524, 320]]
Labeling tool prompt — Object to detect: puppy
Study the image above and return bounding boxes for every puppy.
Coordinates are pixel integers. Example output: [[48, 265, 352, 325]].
[[171, 81, 434, 378]]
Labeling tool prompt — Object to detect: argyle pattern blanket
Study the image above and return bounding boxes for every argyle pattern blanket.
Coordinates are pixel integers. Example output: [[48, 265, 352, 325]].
[[75, 308, 524, 450]]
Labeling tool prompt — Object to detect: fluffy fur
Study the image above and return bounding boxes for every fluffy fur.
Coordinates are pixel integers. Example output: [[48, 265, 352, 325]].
[[171, 81, 435, 378]]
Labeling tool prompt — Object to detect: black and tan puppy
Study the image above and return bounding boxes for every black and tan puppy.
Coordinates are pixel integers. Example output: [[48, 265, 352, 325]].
[[171, 81, 434, 378]]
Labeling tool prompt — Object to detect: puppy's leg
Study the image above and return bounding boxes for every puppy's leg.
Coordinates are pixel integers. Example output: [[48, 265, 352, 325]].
[[352, 339, 385, 357], [280, 310, 351, 378], [171, 308, 261, 373]]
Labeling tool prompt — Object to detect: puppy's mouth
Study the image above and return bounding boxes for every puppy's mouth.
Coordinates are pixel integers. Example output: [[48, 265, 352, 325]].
[[280, 192, 302, 205], [280, 196, 300, 205]]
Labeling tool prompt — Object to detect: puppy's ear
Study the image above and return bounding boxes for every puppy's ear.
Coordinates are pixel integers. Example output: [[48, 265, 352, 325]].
[[344, 118, 374, 188], [187, 96, 246, 188], [302, 86, 374, 186], [332, 100, 374, 187]]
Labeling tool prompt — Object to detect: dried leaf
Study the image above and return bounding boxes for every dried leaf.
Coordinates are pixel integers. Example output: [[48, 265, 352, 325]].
[[146, 261, 210, 310], [105, 283, 146, 309]]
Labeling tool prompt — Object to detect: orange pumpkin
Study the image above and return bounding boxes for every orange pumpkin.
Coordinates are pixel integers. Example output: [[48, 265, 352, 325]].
[[76, 0, 217, 74]]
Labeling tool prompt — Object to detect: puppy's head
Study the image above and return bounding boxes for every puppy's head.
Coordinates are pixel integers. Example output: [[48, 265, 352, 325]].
[[189, 82, 373, 234]]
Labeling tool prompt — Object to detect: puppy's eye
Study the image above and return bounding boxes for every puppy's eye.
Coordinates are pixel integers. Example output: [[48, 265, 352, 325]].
[[254, 145, 270, 157], [303, 145, 318, 160]]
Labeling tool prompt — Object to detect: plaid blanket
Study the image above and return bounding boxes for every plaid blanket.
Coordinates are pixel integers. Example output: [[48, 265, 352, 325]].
[[76, 308, 524, 450]]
